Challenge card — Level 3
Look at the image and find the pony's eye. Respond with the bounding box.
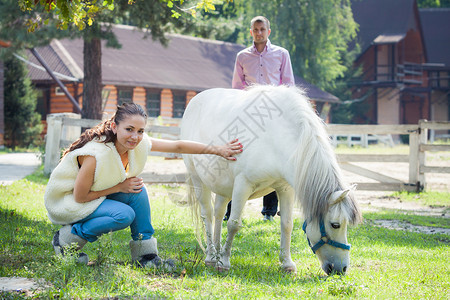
[331,223,340,229]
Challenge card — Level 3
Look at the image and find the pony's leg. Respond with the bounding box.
[213,195,230,253]
[192,177,216,266]
[218,179,252,271]
[277,186,297,273]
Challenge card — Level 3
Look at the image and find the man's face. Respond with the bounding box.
[250,21,271,45]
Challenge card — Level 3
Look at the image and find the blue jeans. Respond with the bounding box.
[71,186,154,242]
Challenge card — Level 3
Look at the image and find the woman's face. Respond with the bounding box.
[112,114,146,154]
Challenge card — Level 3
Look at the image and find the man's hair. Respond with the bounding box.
[250,16,270,30]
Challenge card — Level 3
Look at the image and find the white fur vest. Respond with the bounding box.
[44,134,151,225]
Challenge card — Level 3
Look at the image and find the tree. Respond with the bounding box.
[417,0,450,8]
[241,0,358,90]
[4,51,43,149]
[0,0,70,49]
[17,0,226,31]
[14,0,227,120]
[77,0,192,120]
[177,1,245,43]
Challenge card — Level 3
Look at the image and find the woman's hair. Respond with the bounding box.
[63,102,147,156]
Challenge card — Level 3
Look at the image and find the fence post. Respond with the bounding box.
[44,115,63,175]
[43,113,81,175]
[408,128,419,188]
[418,119,428,190]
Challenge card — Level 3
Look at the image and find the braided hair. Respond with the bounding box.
[63,103,147,157]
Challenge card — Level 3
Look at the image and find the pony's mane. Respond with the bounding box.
[245,85,361,224]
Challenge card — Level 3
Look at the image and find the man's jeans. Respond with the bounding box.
[261,191,278,217]
[71,186,154,242]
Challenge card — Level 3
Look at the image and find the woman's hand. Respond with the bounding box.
[215,138,243,161]
[118,177,144,193]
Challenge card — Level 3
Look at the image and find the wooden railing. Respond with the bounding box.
[43,113,183,175]
[44,113,450,191]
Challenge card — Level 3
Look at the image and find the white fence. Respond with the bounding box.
[327,121,450,191]
[44,113,450,192]
[43,113,182,175]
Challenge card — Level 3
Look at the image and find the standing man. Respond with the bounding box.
[227,16,295,221]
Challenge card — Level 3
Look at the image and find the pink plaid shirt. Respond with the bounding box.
[232,40,295,89]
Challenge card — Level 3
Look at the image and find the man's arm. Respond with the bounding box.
[280,50,295,86]
[232,55,246,89]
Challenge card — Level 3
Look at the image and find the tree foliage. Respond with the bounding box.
[3,52,43,149]
[242,0,358,90]
[177,1,245,43]
[0,0,71,50]
[17,0,227,31]
[11,0,230,120]
[417,0,450,7]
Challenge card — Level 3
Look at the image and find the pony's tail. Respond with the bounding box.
[185,173,206,252]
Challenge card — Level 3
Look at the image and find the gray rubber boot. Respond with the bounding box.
[129,237,175,271]
[52,225,89,264]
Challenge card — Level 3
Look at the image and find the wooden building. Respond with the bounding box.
[350,0,449,128]
[26,24,338,126]
[420,8,450,138]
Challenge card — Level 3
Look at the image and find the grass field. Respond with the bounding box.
[0,165,449,299]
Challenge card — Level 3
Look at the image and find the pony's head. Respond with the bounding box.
[302,189,362,275]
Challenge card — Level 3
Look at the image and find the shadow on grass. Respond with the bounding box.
[0,208,55,272]
[1,204,448,291]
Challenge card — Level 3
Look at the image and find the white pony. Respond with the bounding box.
[180,85,362,274]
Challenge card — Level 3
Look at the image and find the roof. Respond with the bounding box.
[27,24,338,102]
[419,8,450,66]
[351,0,418,57]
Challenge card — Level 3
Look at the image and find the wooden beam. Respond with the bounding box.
[420,166,450,174]
[419,120,450,130]
[339,162,404,183]
[141,173,186,184]
[337,154,409,162]
[353,182,417,192]
[420,144,450,152]
[327,124,418,135]
[29,48,82,114]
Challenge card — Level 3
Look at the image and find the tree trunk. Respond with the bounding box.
[82,26,103,120]
[0,60,4,148]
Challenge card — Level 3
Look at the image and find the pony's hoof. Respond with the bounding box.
[283,266,297,273]
[216,265,230,272]
[205,260,216,267]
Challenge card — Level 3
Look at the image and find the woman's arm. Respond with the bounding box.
[150,138,243,161]
[73,156,144,203]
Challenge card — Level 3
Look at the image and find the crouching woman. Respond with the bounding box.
[44,103,243,267]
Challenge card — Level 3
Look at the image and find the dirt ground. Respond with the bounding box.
[142,155,450,234]
[143,156,449,210]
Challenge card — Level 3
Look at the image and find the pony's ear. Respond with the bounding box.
[330,189,350,205]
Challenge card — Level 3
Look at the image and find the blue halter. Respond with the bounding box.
[302,220,351,254]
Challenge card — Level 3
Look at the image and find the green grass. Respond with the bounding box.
[388,191,450,208]
[0,146,44,155]
[0,170,449,299]
[364,210,450,229]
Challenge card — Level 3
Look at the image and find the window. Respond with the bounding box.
[146,89,161,117]
[35,87,50,120]
[376,44,395,81]
[117,88,133,106]
[101,88,111,111]
[173,92,186,118]
[441,71,450,88]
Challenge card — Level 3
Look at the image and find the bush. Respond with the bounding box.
[4,51,43,150]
